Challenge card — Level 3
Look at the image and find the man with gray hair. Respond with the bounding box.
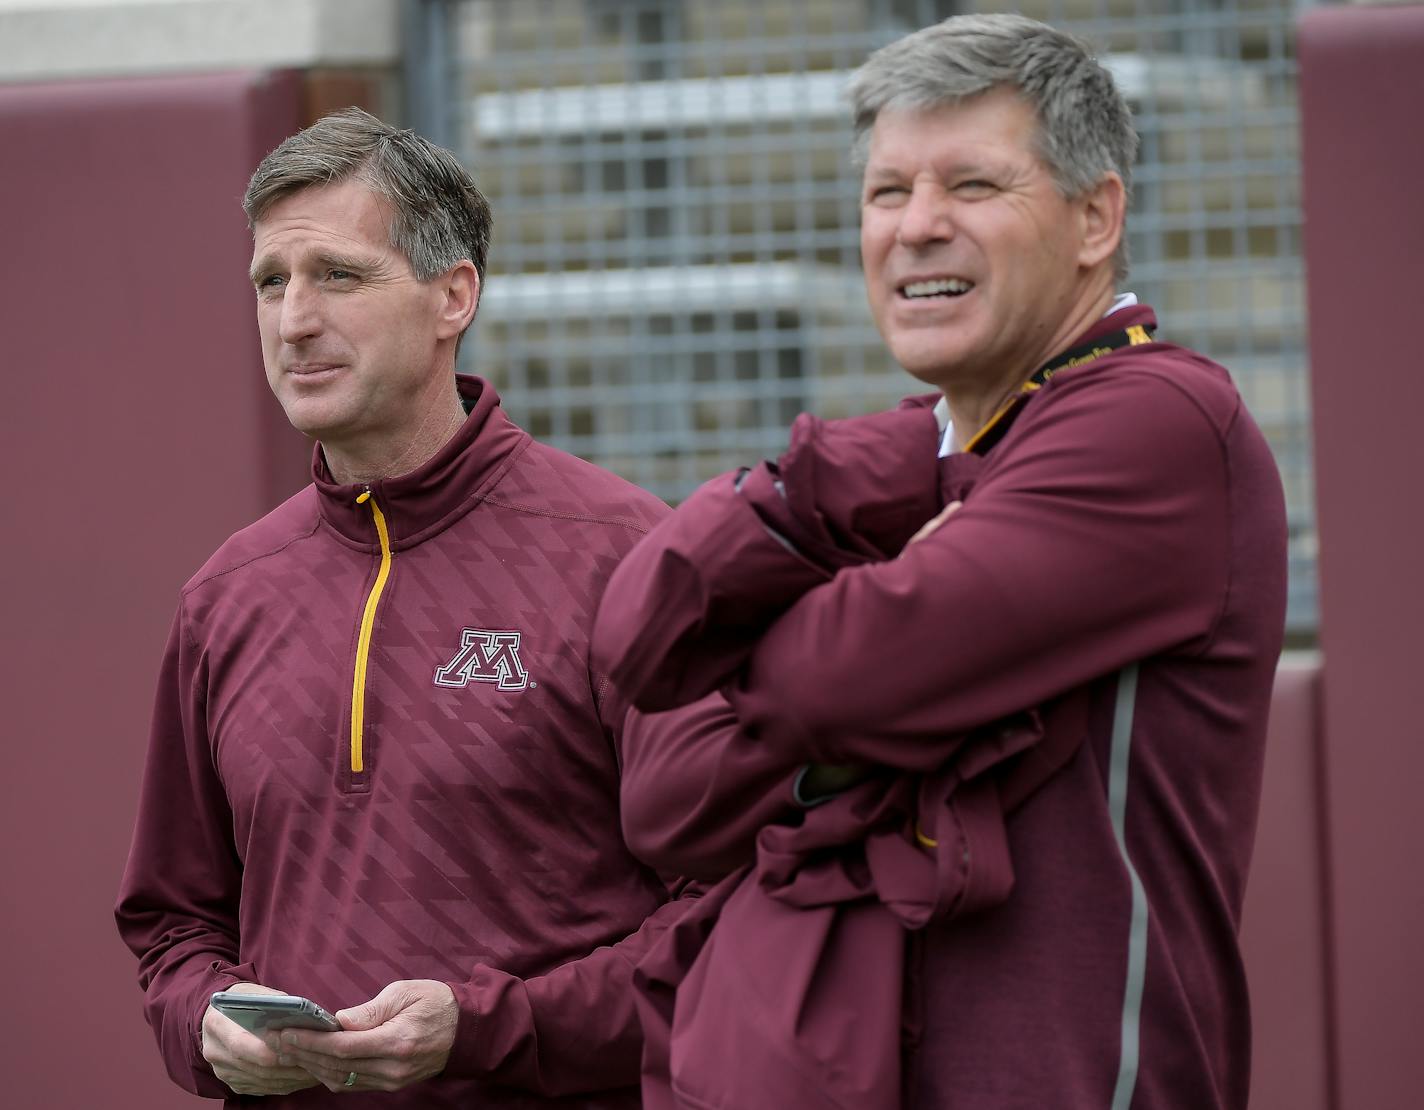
[117,108,701,1107]
[593,14,1286,1109]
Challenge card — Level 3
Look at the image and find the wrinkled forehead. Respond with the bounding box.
[863,91,1044,170]
[250,180,399,257]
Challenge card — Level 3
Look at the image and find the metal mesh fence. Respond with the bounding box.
[447,0,1317,632]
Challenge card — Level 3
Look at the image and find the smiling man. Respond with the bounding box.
[591,14,1288,1109]
[859,85,1125,443]
[116,109,702,1108]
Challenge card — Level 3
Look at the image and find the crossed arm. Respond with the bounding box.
[596,370,1233,877]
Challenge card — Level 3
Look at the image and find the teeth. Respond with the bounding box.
[903,279,972,298]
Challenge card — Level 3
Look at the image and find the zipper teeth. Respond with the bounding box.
[351,492,393,775]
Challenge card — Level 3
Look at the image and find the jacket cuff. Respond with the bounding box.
[179,963,253,1100]
[446,967,535,1082]
[776,407,943,562]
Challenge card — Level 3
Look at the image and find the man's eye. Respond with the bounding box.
[256,275,285,291]
[327,269,356,281]
[867,185,907,204]
[955,180,997,196]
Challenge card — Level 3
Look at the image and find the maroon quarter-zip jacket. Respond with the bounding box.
[593,305,1289,1109]
[117,376,696,1108]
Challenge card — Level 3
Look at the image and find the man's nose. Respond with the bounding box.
[277,280,323,344]
[895,183,954,248]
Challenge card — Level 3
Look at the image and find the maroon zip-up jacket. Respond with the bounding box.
[116,376,699,1108]
[593,305,1288,1109]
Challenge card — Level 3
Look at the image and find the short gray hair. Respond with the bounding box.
[848,14,1138,275]
[244,108,492,285]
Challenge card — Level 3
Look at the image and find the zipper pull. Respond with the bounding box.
[356,488,372,505]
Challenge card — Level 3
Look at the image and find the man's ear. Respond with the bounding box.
[435,260,481,341]
[1076,172,1126,270]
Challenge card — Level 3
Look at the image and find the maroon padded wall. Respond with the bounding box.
[1240,658,1334,1110]
[0,70,307,1106]
[1299,7,1424,1109]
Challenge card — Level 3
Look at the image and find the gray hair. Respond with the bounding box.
[848,13,1138,275]
[244,107,492,286]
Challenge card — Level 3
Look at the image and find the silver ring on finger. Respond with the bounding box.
[344,1071,359,1088]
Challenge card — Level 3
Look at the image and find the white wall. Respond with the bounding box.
[0,0,400,82]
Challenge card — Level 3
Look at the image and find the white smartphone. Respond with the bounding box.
[210,990,342,1034]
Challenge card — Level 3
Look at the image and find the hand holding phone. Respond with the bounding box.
[210,989,342,1034]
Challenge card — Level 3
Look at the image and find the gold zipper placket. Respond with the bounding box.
[350,490,393,775]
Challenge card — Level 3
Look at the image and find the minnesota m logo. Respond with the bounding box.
[434,629,530,691]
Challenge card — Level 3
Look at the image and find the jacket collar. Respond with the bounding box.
[905,301,1160,490]
[914,301,1161,445]
[312,375,530,550]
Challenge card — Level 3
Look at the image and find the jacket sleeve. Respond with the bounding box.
[725,367,1235,770]
[618,693,805,880]
[115,605,253,1100]
[588,403,951,877]
[592,404,942,711]
[444,887,702,1094]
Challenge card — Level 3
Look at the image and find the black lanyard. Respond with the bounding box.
[962,322,1156,455]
